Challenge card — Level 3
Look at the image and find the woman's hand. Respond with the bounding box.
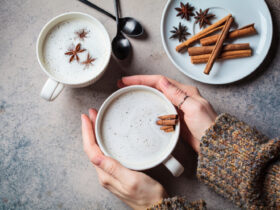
[118,75,218,153]
[81,109,167,210]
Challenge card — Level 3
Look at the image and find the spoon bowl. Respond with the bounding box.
[119,17,144,37]
[112,33,131,60]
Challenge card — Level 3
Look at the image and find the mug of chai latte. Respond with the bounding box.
[36,12,111,101]
[95,85,184,177]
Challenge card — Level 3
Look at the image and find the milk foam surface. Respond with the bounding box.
[101,90,174,166]
[43,18,108,83]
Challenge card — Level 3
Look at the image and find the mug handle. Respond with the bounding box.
[163,155,184,177]
[40,78,64,101]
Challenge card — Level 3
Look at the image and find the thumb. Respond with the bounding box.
[95,155,137,184]
[158,77,187,107]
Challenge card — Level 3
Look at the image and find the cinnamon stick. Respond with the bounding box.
[204,17,234,75]
[158,114,178,120]
[164,127,175,133]
[160,126,174,130]
[191,49,252,64]
[188,43,250,56]
[156,119,177,126]
[238,23,255,30]
[175,14,232,52]
[200,24,257,46]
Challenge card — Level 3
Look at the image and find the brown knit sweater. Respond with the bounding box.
[149,113,280,209]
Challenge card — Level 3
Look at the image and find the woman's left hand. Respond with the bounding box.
[81,109,167,210]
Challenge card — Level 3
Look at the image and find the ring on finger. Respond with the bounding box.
[177,95,189,109]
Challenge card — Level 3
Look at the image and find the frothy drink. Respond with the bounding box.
[42,18,108,83]
[100,90,175,167]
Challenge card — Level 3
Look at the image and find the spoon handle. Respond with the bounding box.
[78,0,116,20]
[114,0,121,33]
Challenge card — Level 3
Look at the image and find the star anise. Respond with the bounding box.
[175,2,195,21]
[65,43,86,63]
[75,29,89,40]
[170,22,190,42]
[82,53,96,69]
[194,8,215,28]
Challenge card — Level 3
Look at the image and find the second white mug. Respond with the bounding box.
[36,12,111,101]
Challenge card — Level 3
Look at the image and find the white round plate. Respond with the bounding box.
[161,0,273,84]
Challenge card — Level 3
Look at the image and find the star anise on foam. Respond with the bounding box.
[82,53,96,69]
[194,8,215,28]
[175,2,195,21]
[170,22,190,42]
[64,43,86,63]
[75,29,89,40]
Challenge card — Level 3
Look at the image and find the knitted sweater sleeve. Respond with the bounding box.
[148,197,206,210]
[197,113,280,208]
[148,113,280,209]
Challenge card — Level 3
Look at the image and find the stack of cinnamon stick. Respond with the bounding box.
[156,114,178,133]
[176,14,257,75]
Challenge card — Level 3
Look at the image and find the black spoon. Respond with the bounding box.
[78,0,144,37]
[112,0,131,60]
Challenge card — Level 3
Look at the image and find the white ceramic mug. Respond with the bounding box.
[36,12,111,101]
[95,85,184,177]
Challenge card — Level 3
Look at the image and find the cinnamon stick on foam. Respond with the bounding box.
[176,14,232,52]
[156,119,177,126]
[191,49,252,64]
[188,43,250,56]
[158,114,178,120]
[204,16,234,75]
[164,127,175,133]
[160,126,174,130]
[160,126,175,132]
[200,24,257,46]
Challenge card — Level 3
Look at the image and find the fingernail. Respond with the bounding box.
[81,114,85,121]
[92,155,103,166]
[117,79,125,88]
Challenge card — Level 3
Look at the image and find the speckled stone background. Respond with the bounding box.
[0,0,279,209]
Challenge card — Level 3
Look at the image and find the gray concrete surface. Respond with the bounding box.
[0,0,279,209]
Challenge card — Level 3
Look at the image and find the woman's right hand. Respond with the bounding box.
[118,75,218,153]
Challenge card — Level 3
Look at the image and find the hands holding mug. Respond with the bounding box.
[81,75,217,209]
